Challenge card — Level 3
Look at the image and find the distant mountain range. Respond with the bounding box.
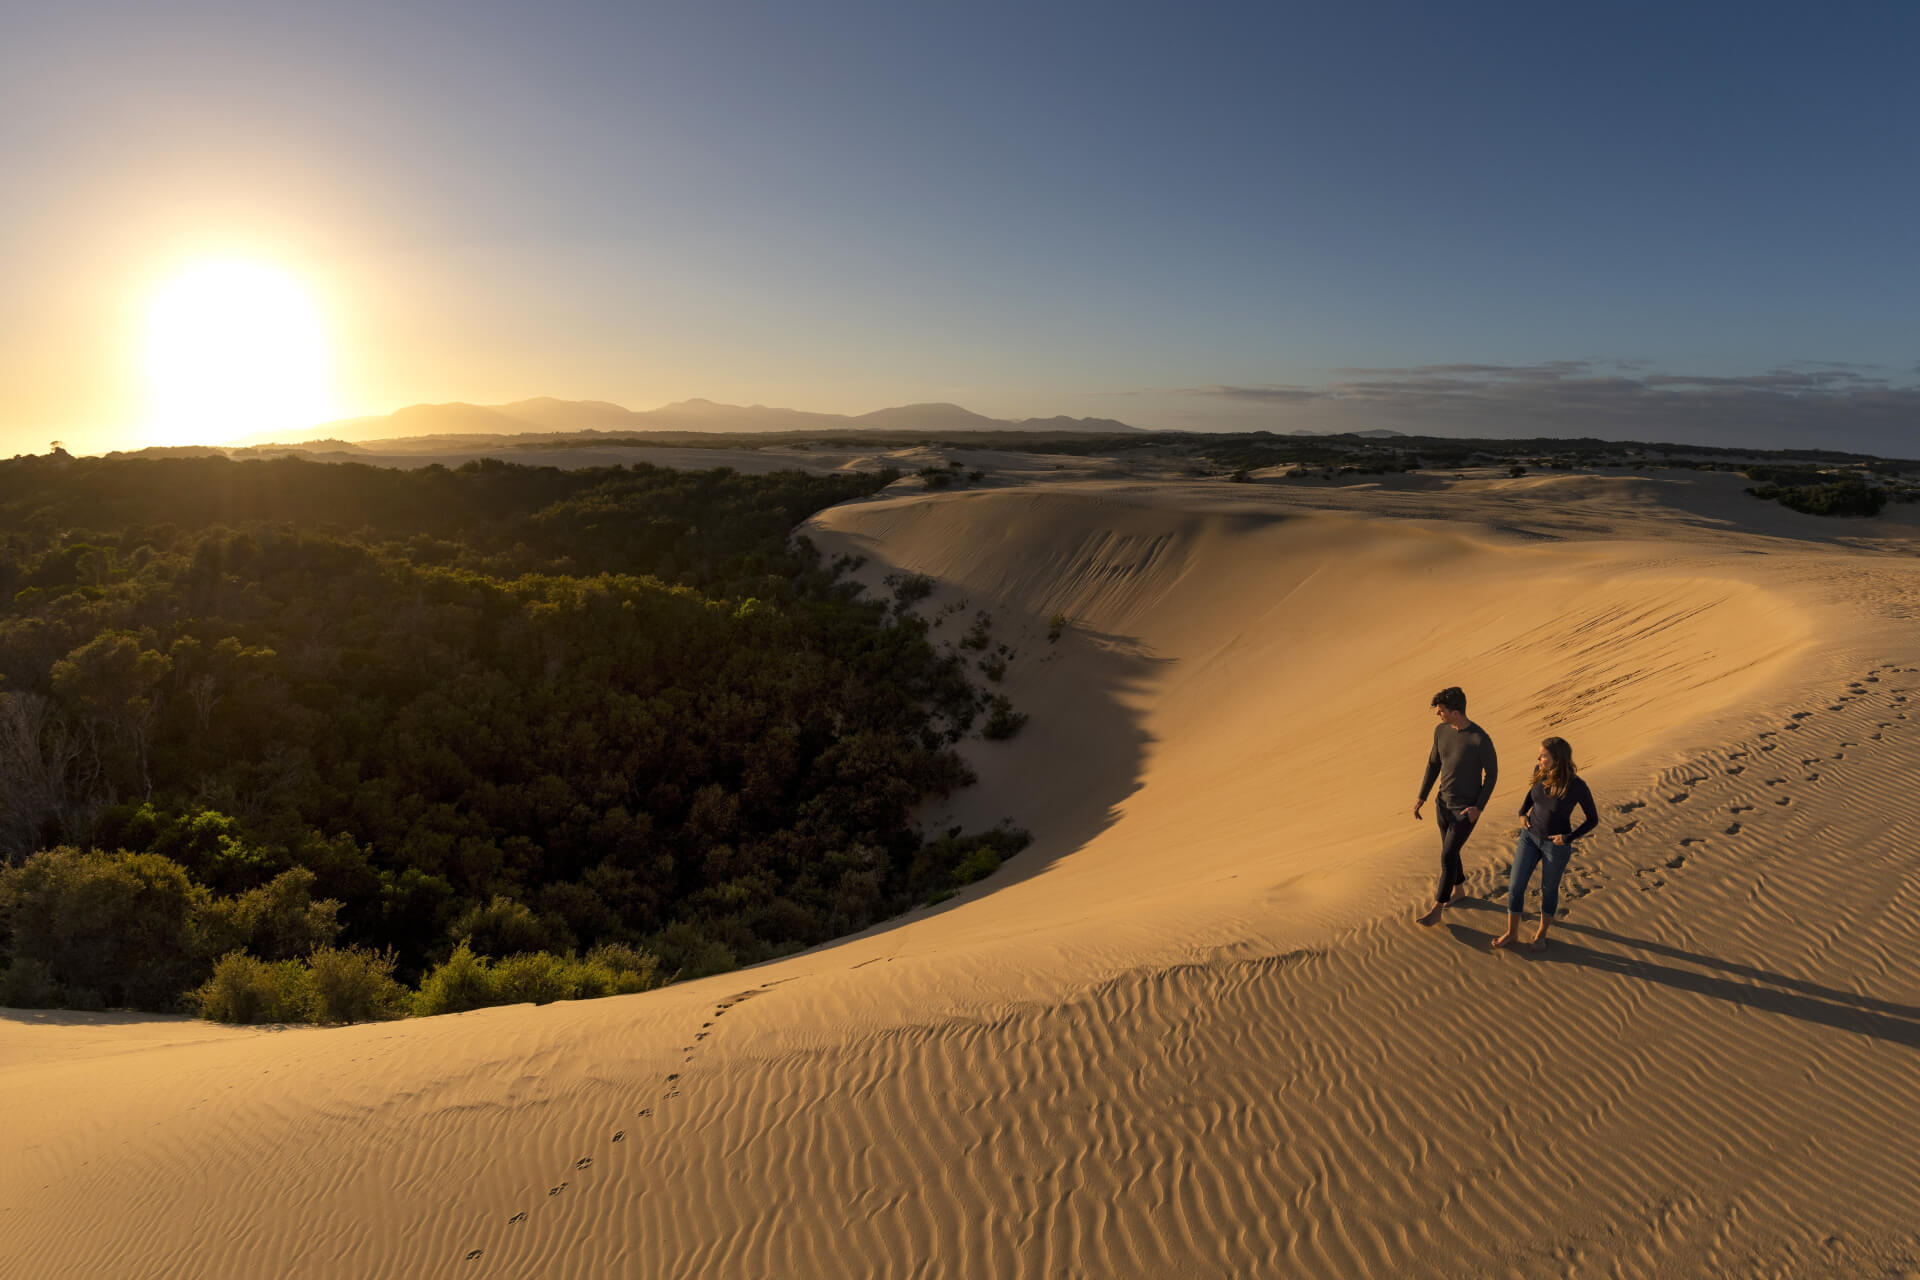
[231,398,1143,447]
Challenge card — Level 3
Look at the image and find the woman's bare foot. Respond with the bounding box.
[1526,926,1550,952]
[1415,903,1444,926]
[1489,930,1516,949]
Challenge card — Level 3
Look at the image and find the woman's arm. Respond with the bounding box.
[1569,778,1599,840]
[1518,788,1535,818]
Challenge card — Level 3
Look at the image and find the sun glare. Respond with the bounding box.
[145,259,335,446]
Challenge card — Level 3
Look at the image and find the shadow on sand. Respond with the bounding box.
[1445,917,1920,1050]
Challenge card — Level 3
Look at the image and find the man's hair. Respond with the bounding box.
[1430,686,1466,713]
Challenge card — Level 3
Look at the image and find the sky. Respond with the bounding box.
[3,0,1917,455]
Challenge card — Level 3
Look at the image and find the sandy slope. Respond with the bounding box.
[5,467,1920,1279]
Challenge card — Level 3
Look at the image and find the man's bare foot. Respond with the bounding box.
[1490,930,1516,949]
[1415,903,1444,927]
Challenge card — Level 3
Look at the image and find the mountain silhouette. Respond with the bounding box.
[230,398,1142,447]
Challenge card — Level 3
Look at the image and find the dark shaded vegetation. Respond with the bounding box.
[1744,478,1889,517]
[0,454,1029,1016]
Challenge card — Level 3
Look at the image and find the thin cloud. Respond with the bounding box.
[1160,362,1920,453]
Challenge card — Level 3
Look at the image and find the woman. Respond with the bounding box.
[1491,736,1597,952]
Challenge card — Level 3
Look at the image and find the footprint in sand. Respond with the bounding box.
[1729,803,1754,814]
[549,1183,568,1197]
[1726,764,1745,775]
[612,1131,626,1143]
[637,1107,652,1119]
[1827,704,1845,711]
[1791,711,1813,720]
[1758,730,1776,738]
[1725,822,1743,835]
[1804,772,1820,781]
[1728,749,1748,758]
[508,1212,527,1226]
[1872,732,1885,741]
[574,1156,592,1170]
[1765,777,1787,786]
[1678,837,1708,847]
[1618,800,1646,813]
[1665,854,1688,868]
[1760,743,1778,752]
[1776,795,1794,806]
[1613,820,1640,834]
[1668,791,1691,804]
[467,1250,483,1261]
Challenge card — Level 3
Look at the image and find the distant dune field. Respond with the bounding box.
[6,464,1920,1278]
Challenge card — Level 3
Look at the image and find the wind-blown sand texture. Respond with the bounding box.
[6,464,1920,1278]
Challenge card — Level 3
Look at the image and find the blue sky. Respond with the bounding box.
[3,0,1916,452]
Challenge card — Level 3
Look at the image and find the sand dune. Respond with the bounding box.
[6,467,1919,1278]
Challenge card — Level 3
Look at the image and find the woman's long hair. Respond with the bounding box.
[1531,737,1576,798]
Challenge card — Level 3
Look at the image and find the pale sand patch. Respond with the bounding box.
[5,469,1918,1278]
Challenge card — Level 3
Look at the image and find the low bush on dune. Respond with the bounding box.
[190,939,663,1024]
[412,941,662,1017]
[305,946,414,1024]
[193,952,311,1024]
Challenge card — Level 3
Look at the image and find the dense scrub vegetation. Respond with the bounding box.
[0,454,1027,1017]
[1739,465,1893,517]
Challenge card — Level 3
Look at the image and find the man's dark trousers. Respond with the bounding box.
[1433,799,1476,903]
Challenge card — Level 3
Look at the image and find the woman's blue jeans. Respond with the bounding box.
[1508,830,1573,916]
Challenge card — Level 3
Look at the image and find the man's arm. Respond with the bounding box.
[1475,735,1498,811]
[1417,740,1440,804]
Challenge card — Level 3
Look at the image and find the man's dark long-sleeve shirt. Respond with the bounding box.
[1418,721,1498,811]
[1519,776,1598,841]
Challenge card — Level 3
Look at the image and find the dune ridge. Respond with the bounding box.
[5,468,1918,1278]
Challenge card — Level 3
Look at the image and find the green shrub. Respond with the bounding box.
[1745,481,1887,517]
[191,867,342,963]
[192,952,309,1024]
[885,572,936,609]
[585,942,663,994]
[304,946,410,1024]
[488,951,578,1005]
[0,847,208,1011]
[412,941,497,1015]
[447,896,559,958]
[0,957,61,1008]
[982,694,1027,740]
[951,846,1002,885]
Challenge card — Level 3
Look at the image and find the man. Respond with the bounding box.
[1413,686,1497,926]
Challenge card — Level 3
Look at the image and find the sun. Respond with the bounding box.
[145,258,336,446]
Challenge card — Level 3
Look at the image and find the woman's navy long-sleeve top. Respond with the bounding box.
[1519,776,1598,841]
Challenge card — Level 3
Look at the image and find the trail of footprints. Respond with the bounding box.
[460,986,770,1264]
[1503,664,1916,909]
